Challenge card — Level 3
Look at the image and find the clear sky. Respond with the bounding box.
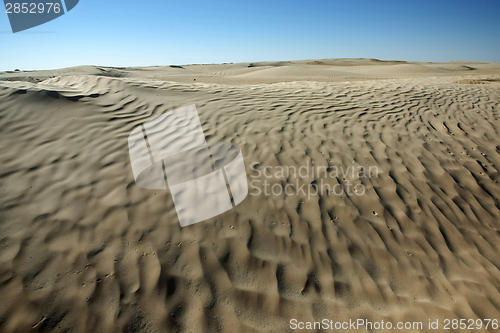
[1,0,499,70]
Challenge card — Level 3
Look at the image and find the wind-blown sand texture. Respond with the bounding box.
[1,59,500,332]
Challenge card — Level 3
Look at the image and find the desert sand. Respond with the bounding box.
[0,59,500,332]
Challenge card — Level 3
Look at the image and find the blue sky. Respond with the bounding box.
[1,0,499,70]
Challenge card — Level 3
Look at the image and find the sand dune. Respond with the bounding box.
[1,59,500,332]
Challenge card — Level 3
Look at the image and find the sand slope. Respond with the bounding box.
[1,60,500,332]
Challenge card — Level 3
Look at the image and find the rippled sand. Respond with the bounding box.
[1,59,500,332]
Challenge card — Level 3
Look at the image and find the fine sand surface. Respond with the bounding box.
[1,59,500,332]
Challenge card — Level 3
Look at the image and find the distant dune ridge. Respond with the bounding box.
[0,59,499,332]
